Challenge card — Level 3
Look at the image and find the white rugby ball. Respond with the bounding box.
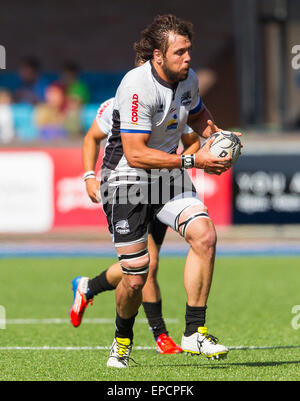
[205,131,241,164]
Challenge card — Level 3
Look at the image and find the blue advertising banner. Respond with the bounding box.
[233,154,300,224]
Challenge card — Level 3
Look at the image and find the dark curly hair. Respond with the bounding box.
[134,14,194,65]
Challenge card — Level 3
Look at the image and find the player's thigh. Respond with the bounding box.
[148,217,168,248]
[157,192,209,236]
[147,233,161,279]
[102,185,149,247]
[116,240,149,289]
[155,170,211,238]
[101,184,150,288]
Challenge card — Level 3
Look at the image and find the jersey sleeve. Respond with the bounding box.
[182,125,193,134]
[188,69,203,115]
[117,85,153,134]
[96,98,114,135]
[189,93,203,115]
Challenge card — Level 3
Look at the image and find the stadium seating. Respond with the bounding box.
[0,71,125,102]
[11,103,38,141]
[0,72,22,92]
[0,71,125,140]
[80,103,100,132]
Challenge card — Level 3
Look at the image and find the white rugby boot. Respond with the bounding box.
[107,337,133,368]
[181,326,229,360]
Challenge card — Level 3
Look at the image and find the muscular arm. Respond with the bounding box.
[122,127,200,169]
[82,118,107,202]
[121,101,230,173]
[121,133,182,169]
[121,131,229,173]
[181,132,201,155]
[82,118,107,172]
[187,103,215,138]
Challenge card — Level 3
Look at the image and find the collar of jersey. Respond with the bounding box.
[150,60,178,92]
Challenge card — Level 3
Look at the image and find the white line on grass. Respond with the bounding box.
[0,346,153,350]
[5,318,179,325]
[3,319,300,352]
[0,345,300,351]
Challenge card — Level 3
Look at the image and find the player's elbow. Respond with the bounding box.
[83,131,100,148]
[126,152,142,168]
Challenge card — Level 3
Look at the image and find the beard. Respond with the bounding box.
[162,61,190,84]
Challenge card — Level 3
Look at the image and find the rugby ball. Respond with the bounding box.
[205,131,241,164]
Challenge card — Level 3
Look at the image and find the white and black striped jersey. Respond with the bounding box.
[101,61,202,177]
[96,97,194,137]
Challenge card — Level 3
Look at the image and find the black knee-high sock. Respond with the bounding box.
[87,269,115,299]
[142,300,168,340]
[115,311,138,341]
[184,304,207,336]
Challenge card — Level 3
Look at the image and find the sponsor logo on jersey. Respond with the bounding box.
[166,114,178,131]
[115,220,130,234]
[97,99,112,120]
[181,91,192,106]
[131,94,139,124]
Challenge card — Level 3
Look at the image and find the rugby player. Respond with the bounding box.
[69,96,200,355]
[82,14,239,368]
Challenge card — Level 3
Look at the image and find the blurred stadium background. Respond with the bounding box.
[0,0,300,256]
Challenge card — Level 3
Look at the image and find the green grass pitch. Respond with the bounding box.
[0,256,300,381]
